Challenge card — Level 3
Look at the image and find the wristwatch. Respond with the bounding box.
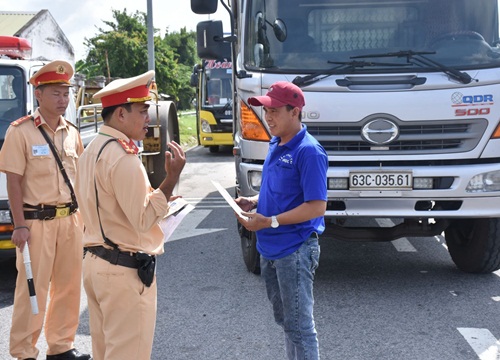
[271,215,279,228]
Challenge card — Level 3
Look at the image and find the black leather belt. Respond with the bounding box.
[85,246,141,269]
[23,203,77,220]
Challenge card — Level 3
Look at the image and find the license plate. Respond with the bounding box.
[349,171,413,190]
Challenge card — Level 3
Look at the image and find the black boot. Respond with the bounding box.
[46,348,92,360]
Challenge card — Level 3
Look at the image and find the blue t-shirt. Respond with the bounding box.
[256,125,328,260]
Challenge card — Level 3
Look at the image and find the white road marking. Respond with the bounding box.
[184,197,230,208]
[458,328,500,360]
[166,209,226,242]
[391,238,417,252]
[373,218,417,252]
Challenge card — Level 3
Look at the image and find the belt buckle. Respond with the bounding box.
[55,206,70,218]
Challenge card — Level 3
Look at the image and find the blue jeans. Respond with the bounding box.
[260,236,320,360]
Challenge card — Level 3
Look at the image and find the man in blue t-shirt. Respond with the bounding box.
[236,81,328,360]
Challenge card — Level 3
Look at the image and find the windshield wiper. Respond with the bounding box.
[351,50,473,84]
[292,60,411,87]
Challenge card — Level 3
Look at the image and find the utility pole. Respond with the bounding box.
[147,0,155,73]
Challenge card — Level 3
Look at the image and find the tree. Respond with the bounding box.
[76,9,197,110]
[164,28,198,109]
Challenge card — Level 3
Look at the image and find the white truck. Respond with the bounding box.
[192,0,500,274]
[0,36,179,258]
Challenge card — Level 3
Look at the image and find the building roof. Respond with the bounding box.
[0,11,38,36]
[0,10,74,62]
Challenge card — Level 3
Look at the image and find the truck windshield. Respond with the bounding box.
[244,0,500,73]
[0,66,26,148]
[201,59,232,109]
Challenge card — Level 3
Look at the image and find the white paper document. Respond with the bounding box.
[160,197,195,242]
[211,180,248,221]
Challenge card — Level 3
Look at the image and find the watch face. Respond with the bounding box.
[271,216,279,228]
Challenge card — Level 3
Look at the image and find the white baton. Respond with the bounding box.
[22,244,38,315]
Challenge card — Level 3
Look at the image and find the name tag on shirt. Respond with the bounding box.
[32,144,50,156]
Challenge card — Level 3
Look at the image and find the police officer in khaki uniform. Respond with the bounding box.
[0,60,92,360]
[74,70,186,360]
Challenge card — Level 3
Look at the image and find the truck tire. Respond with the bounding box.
[239,223,260,274]
[445,218,500,273]
[147,101,180,189]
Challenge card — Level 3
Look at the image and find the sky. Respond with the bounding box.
[4,0,231,60]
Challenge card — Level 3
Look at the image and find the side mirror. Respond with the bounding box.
[273,19,287,42]
[191,0,218,14]
[190,72,199,87]
[196,20,231,60]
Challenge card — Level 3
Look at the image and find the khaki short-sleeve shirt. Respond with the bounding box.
[75,125,168,255]
[0,109,84,205]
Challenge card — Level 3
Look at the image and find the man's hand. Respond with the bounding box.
[237,211,271,232]
[12,227,30,252]
[235,196,257,212]
[165,141,186,180]
[159,141,186,200]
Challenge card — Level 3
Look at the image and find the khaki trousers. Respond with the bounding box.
[10,213,84,359]
[83,253,157,360]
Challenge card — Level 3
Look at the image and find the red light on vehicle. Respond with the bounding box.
[0,36,32,59]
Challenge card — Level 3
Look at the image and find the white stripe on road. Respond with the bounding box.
[184,197,230,208]
[372,219,417,252]
[458,328,499,360]
[391,238,417,252]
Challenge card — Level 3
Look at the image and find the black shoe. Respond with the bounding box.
[46,348,92,360]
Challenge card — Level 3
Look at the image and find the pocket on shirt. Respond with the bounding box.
[63,149,78,179]
[26,153,55,176]
[274,162,301,194]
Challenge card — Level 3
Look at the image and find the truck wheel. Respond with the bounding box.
[445,218,500,273]
[239,224,260,274]
[147,101,180,188]
[209,145,220,153]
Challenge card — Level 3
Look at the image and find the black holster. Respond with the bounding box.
[135,252,156,287]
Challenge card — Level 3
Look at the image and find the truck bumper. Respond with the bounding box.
[237,161,500,219]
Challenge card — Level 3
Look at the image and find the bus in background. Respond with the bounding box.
[191,58,233,153]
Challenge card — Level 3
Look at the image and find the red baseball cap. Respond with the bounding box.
[248,81,305,110]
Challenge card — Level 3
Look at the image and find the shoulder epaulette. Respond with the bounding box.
[66,120,78,129]
[10,115,33,127]
[116,138,139,155]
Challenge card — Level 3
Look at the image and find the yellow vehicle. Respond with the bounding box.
[191,59,233,153]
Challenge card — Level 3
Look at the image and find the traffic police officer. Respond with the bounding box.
[74,70,186,360]
[0,60,91,359]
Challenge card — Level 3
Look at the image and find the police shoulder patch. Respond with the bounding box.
[10,115,33,127]
[65,120,78,129]
[116,138,139,155]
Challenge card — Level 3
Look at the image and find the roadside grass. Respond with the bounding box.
[178,111,198,150]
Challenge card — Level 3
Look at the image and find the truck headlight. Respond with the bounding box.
[466,170,500,192]
[0,210,12,223]
[248,171,262,191]
[201,119,212,133]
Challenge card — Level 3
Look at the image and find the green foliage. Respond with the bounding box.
[178,112,198,150]
[76,9,199,110]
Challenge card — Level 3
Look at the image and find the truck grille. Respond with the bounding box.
[306,118,487,155]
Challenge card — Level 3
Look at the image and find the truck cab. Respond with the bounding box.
[193,0,500,274]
